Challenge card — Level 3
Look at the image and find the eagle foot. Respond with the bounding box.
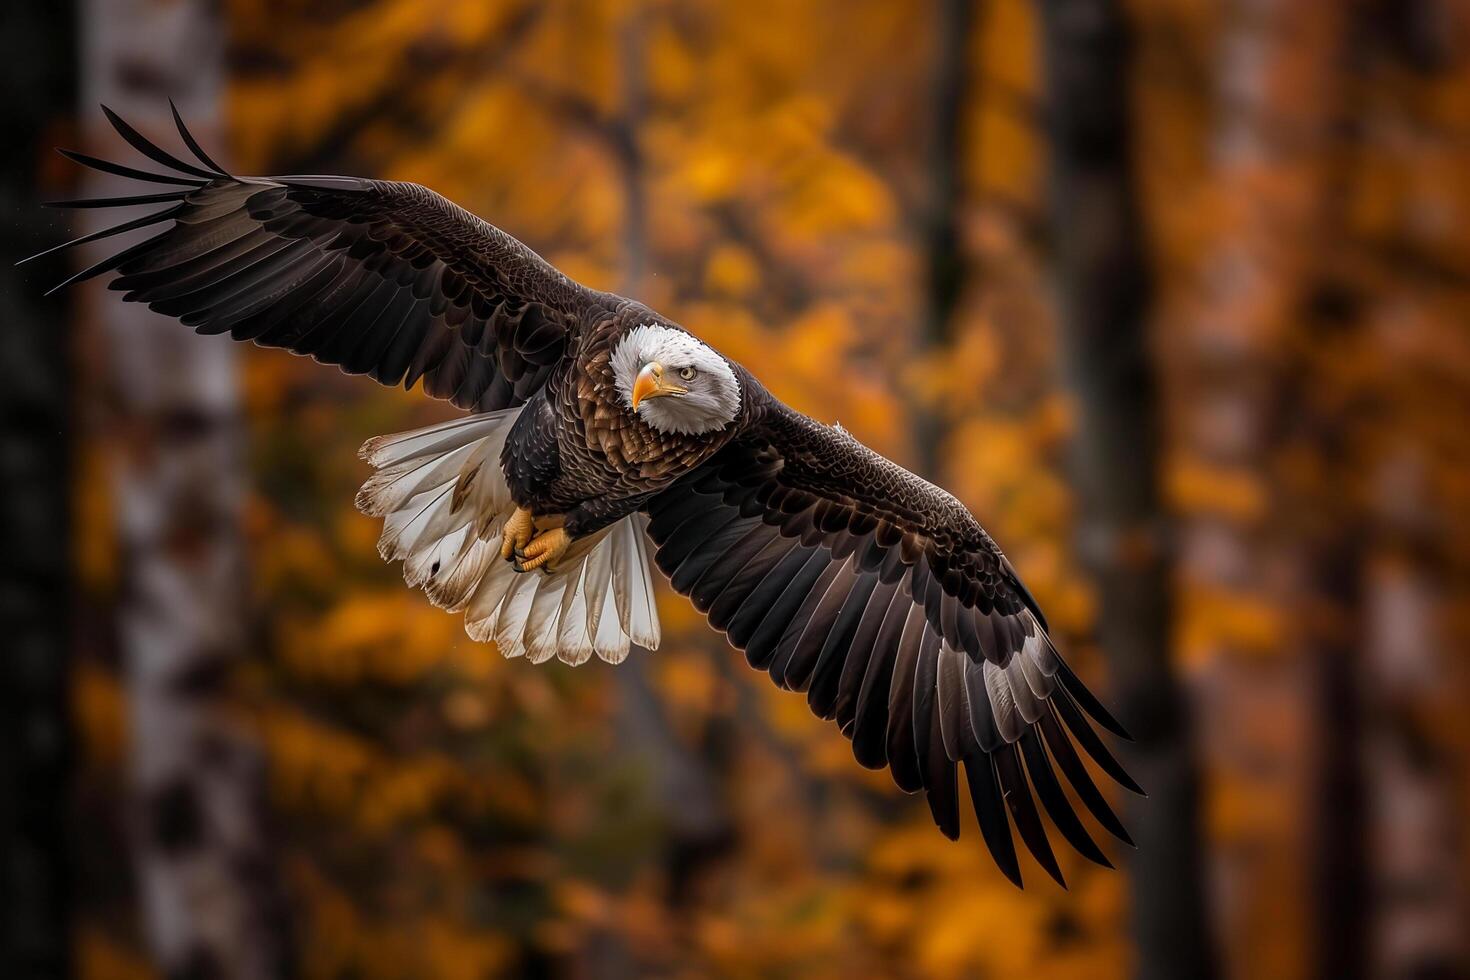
[514,526,570,574]
[500,506,534,562]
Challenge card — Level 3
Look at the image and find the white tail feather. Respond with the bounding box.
[556,562,594,667]
[357,409,661,664]
[613,516,661,650]
[523,575,568,664]
[488,572,539,655]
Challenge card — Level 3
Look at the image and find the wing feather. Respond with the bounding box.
[883,605,927,793]
[643,394,1140,885]
[32,107,614,413]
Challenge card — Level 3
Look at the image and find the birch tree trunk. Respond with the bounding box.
[1356,7,1469,965]
[0,3,76,976]
[80,1,290,976]
[1362,498,1469,976]
[1174,2,1345,977]
[1034,2,1216,977]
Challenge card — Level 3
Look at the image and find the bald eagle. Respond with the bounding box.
[30,107,1140,887]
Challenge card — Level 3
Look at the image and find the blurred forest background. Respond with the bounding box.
[3,0,1469,978]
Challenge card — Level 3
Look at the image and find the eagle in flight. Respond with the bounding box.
[31,107,1141,888]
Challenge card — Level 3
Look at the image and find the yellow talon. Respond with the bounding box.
[500,506,534,561]
[517,526,570,573]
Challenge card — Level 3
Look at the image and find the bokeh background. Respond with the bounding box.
[4,0,1469,978]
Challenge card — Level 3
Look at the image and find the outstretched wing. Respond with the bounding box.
[27,105,612,411]
[644,397,1140,887]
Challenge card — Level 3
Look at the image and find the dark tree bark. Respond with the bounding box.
[1305,531,1368,980]
[1297,19,1370,975]
[1035,2,1216,978]
[0,3,76,978]
[914,0,979,477]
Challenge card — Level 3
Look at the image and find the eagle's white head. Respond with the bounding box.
[611,324,741,436]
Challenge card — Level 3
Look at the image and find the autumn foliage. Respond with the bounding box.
[56,1,1470,978]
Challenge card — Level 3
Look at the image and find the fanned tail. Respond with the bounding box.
[357,409,660,664]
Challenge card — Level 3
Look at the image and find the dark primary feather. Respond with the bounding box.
[100,104,222,180]
[646,395,1142,887]
[29,106,617,412]
[168,99,230,176]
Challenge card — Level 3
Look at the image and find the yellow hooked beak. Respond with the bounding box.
[630,361,686,409]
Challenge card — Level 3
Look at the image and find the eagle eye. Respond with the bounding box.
[677,366,697,382]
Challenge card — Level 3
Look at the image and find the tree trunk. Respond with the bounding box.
[1035,2,1217,978]
[1294,13,1371,973]
[1352,8,1468,971]
[0,3,76,977]
[1362,519,1470,976]
[914,0,978,477]
[1173,1,1346,976]
[571,11,734,977]
[80,1,292,976]
[611,0,733,901]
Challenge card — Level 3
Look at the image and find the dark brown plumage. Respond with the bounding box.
[29,107,1141,888]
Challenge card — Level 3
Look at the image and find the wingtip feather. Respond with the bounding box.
[57,146,204,188]
[170,99,231,177]
[99,103,222,181]
[1057,659,1134,741]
